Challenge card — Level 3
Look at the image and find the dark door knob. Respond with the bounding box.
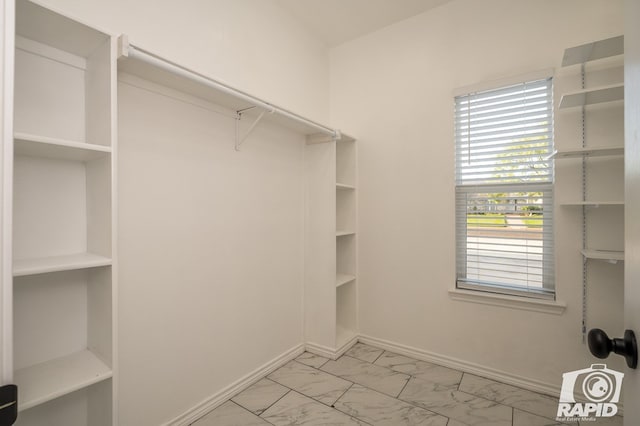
[588,328,638,369]
[0,384,17,425]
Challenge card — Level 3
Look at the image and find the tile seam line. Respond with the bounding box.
[264,350,557,425]
[320,357,454,419]
[229,400,277,426]
[249,387,292,419]
[369,348,386,364]
[458,376,565,424]
[268,389,374,426]
[396,384,514,424]
[267,360,355,408]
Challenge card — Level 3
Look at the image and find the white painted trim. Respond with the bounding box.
[358,334,562,398]
[354,139,359,338]
[1,0,15,384]
[108,35,119,426]
[335,334,359,358]
[452,68,554,97]
[305,341,339,359]
[305,336,358,360]
[15,36,86,70]
[448,289,567,315]
[164,344,305,426]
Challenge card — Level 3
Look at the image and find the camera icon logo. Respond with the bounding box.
[557,364,623,420]
[560,364,623,403]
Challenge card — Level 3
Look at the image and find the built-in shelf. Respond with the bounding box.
[336,183,355,190]
[560,201,624,207]
[118,40,342,139]
[15,350,112,411]
[14,132,111,161]
[581,249,624,263]
[559,84,624,109]
[547,146,624,160]
[336,273,356,288]
[336,231,356,237]
[562,35,624,66]
[13,253,112,277]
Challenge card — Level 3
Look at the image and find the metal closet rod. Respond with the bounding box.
[125,43,340,140]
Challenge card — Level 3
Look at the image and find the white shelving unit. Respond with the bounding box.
[547,146,623,159]
[335,136,357,350]
[561,35,624,66]
[556,35,624,341]
[336,231,356,237]
[336,273,356,288]
[15,350,112,411]
[14,133,112,161]
[118,38,339,141]
[13,253,112,277]
[336,183,355,191]
[560,201,623,207]
[305,133,358,358]
[580,249,624,263]
[4,1,118,424]
[559,84,624,109]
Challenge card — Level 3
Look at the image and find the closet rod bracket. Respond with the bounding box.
[235,107,275,151]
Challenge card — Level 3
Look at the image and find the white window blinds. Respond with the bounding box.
[455,77,554,298]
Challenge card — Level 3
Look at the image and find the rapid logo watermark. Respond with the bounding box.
[556,364,623,422]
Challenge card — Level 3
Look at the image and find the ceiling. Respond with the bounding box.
[277,0,453,47]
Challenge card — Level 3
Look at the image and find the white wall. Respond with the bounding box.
[330,0,625,389]
[36,0,330,123]
[117,79,305,425]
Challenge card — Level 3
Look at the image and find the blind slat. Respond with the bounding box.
[455,131,552,148]
[456,124,552,143]
[456,81,551,109]
[456,105,552,123]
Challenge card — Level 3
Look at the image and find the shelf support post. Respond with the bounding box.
[581,62,588,344]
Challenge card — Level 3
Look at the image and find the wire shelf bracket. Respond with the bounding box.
[235,107,275,151]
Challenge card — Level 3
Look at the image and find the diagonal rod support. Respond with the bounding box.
[235,108,274,151]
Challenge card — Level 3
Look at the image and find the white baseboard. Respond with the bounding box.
[164,334,572,426]
[335,335,359,358]
[358,334,562,398]
[305,336,358,360]
[164,343,305,426]
[304,341,337,359]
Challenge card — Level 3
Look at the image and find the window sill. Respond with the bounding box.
[448,288,566,315]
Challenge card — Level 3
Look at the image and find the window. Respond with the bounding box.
[455,77,554,299]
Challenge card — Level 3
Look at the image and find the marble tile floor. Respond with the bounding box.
[193,343,624,426]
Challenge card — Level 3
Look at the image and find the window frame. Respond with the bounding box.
[453,72,555,300]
